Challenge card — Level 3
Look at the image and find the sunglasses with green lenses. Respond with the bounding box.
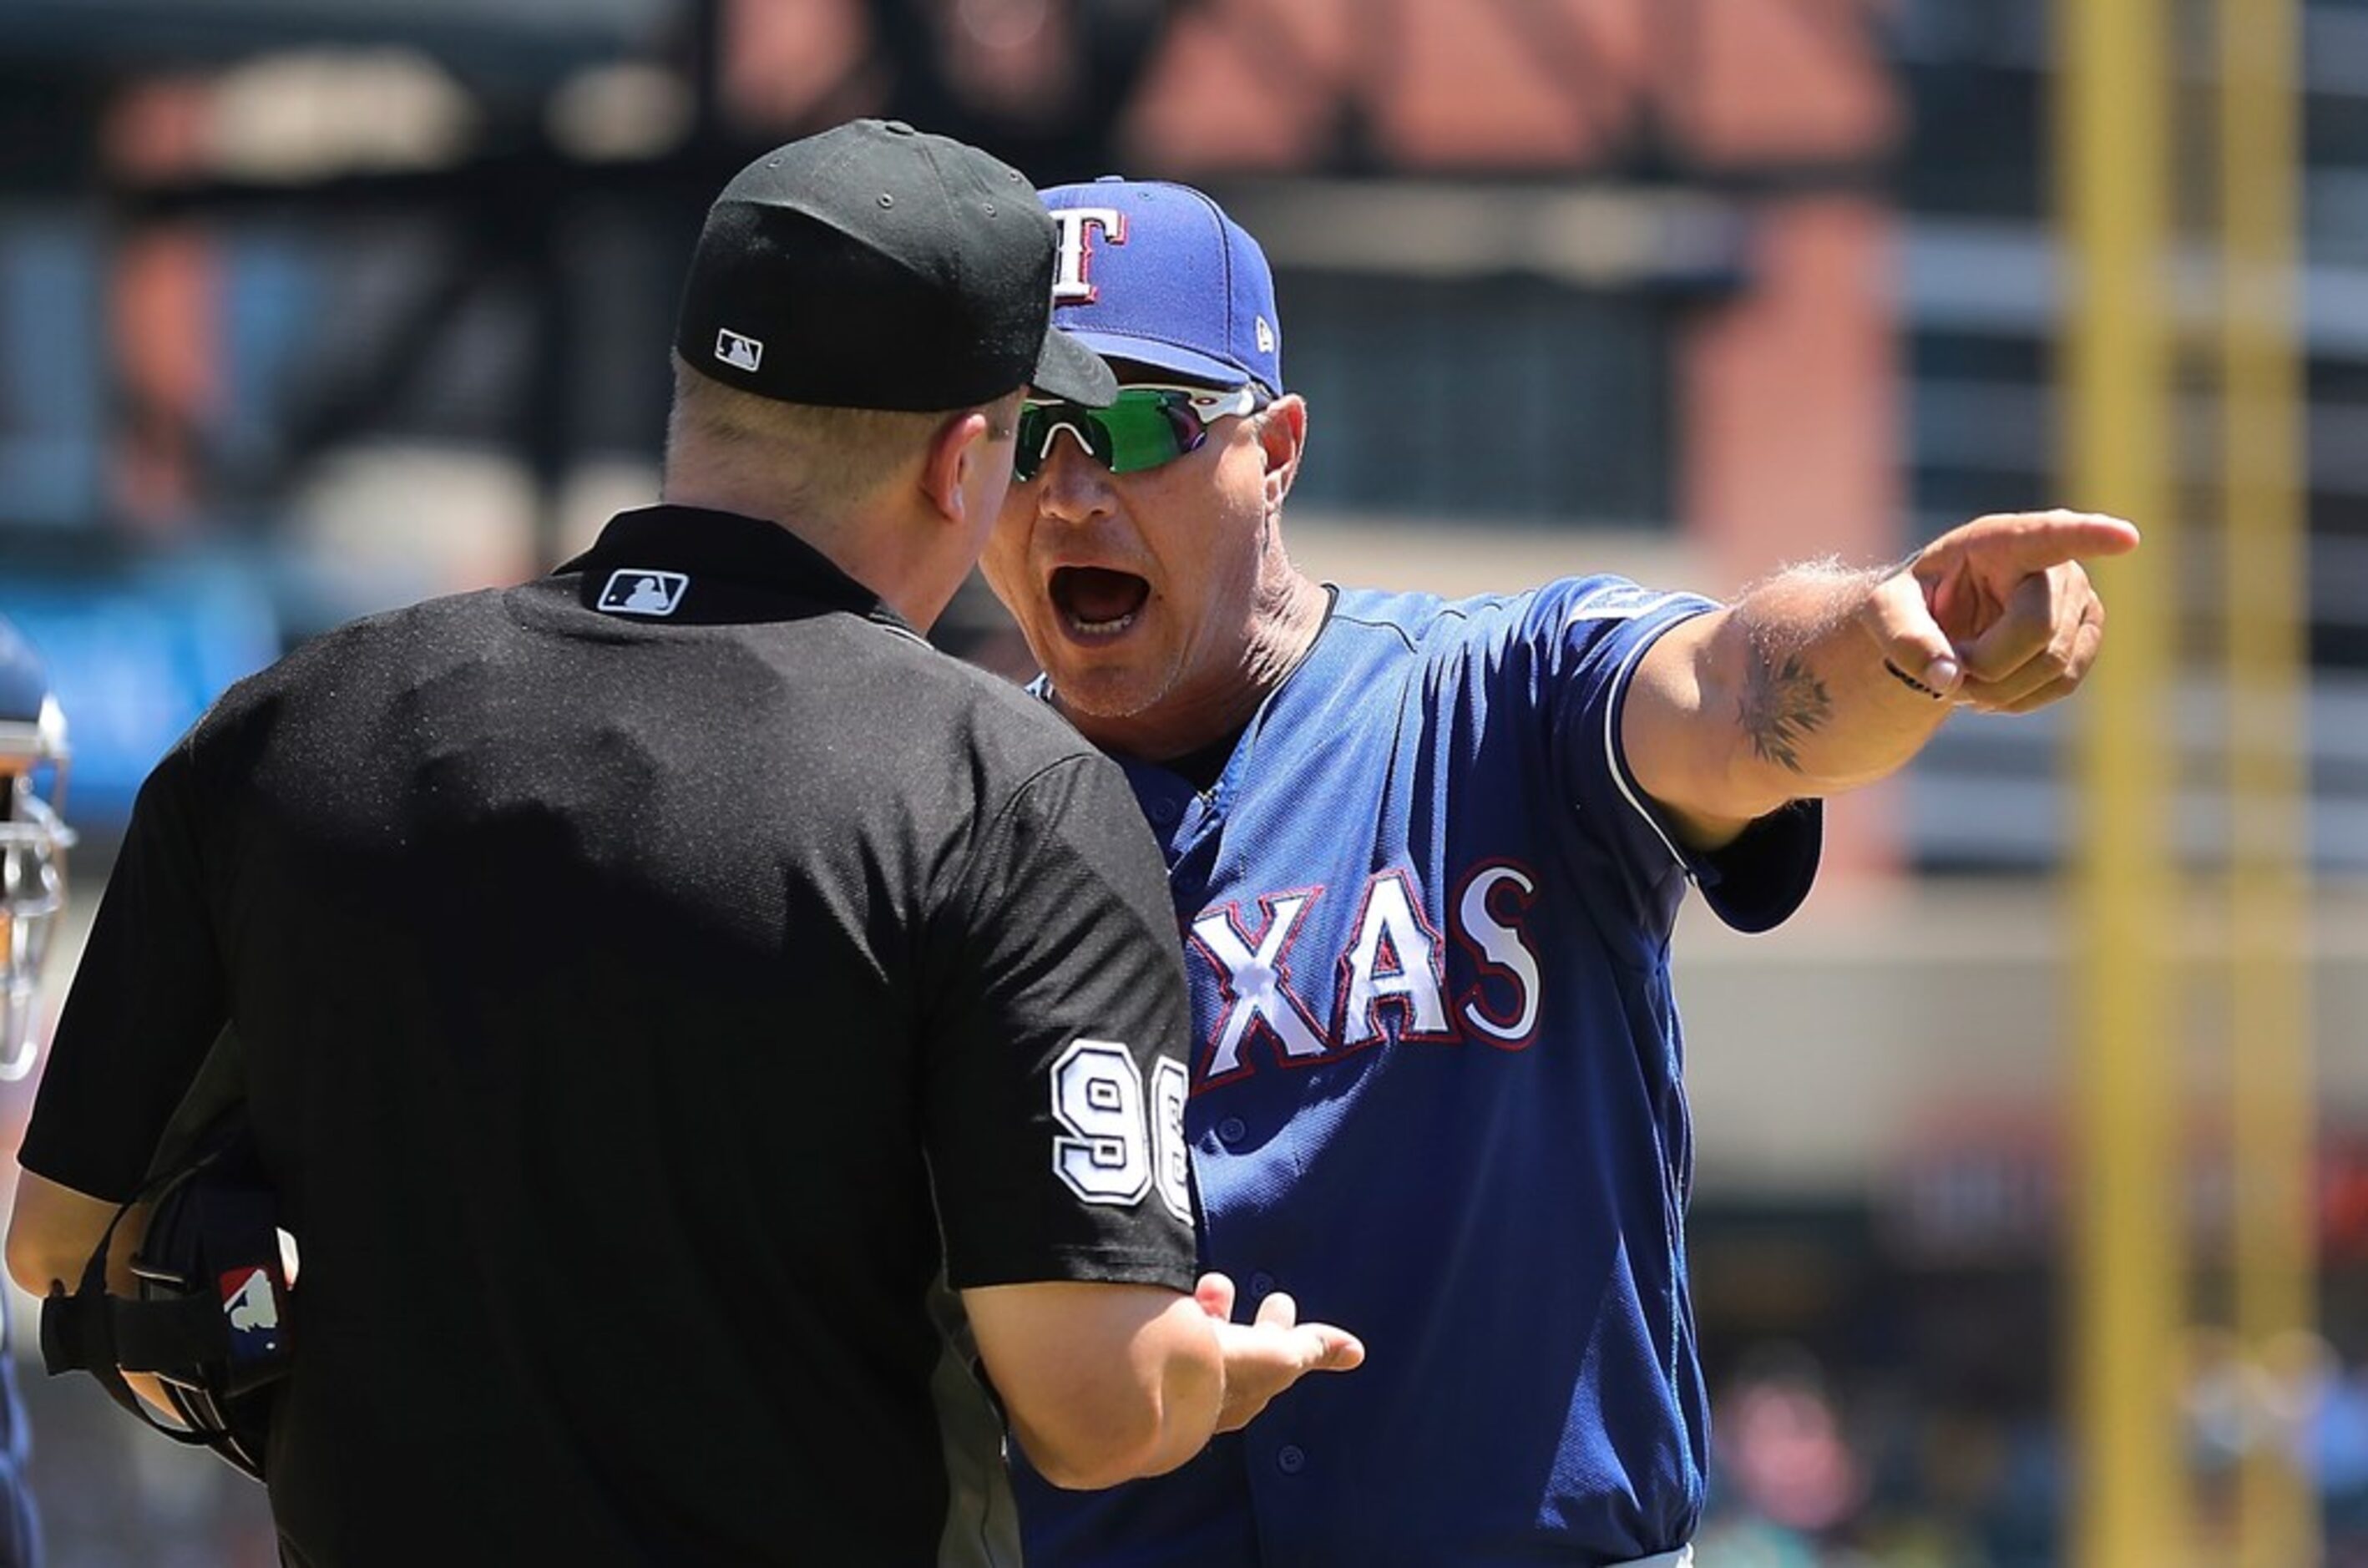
[1014,383,1262,482]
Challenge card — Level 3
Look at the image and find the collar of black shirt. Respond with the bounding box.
[557,504,921,634]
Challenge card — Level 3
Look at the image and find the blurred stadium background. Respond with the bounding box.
[0,0,2360,1563]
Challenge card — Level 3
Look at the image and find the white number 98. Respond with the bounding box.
[1053,1040,1192,1222]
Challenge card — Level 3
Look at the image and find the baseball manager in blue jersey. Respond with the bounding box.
[978,179,2137,1568]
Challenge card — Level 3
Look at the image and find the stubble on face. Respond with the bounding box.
[1059,522,1325,769]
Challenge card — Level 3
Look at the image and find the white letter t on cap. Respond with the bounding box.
[1052,210,1126,303]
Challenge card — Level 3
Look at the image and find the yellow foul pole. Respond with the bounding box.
[2218,0,2317,1562]
[2057,0,2188,1563]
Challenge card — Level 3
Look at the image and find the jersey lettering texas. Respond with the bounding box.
[1187,862,1544,1088]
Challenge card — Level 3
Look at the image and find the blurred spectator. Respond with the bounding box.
[1700,1345,1880,1568]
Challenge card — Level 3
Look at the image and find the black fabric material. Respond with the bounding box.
[102,1292,225,1374]
[673,119,1115,410]
[22,504,1199,1565]
[1694,798,1824,935]
[33,1291,97,1383]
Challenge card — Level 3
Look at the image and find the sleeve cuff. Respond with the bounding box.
[1599,604,1825,933]
[947,1242,1201,1296]
[1599,601,1718,877]
[1693,798,1824,933]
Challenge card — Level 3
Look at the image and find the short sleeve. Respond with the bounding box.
[21,738,230,1202]
[918,754,1201,1294]
[1520,576,1822,938]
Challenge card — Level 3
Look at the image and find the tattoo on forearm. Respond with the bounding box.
[1739,651,1833,774]
[1882,658,1948,701]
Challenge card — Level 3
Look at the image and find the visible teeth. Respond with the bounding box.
[1073,611,1136,635]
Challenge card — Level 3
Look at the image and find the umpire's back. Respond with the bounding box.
[159,507,1171,1560]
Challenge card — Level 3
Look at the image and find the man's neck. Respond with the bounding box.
[658,472,951,630]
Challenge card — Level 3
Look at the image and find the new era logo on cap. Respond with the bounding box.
[599,569,691,617]
[715,328,764,373]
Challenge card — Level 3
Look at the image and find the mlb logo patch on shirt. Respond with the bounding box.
[598,569,690,617]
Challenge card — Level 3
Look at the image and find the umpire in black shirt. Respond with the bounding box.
[7,119,1359,1565]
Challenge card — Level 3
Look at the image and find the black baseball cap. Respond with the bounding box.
[675,119,1115,411]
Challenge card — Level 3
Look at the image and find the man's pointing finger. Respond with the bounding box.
[1940,510,2142,574]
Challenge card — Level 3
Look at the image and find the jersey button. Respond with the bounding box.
[1248,1270,1276,1299]
[1146,796,1181,827]
[1276,1444,1307,1475]
[1216,1116,1247,1145]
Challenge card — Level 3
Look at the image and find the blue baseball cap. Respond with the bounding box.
[1040,178,1282,396]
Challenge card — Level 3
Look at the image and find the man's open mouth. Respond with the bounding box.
[1049,566,1151,637]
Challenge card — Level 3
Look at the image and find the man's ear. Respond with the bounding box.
[1257,393,1308,513]
[920,409,995,529]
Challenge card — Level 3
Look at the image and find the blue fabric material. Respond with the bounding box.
[1040,180,1283,395]
[1014,579,1821,1568]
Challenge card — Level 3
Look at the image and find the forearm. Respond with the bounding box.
[1627,559,1954,845]
[969,1282,1225,1490]
[1721,560,1956,803]
[1628,510,2130,848]
[7,1174,183,1423]
[1008,1302,1223,1488]
[1055,1301,1224,1484]
[7,1171,143,1300]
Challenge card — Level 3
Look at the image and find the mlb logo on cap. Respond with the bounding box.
[1040,179,1283,396]
[715,328,764,373]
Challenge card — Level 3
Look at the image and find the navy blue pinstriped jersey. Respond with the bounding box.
[1012,578,1823,1568]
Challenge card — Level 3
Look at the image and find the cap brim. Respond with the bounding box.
[1061,330,1253,392]
[1031,327,1118,407]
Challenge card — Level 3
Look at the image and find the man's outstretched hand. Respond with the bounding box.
[1196,1272,1365,1434]
[1860,508,2142,715]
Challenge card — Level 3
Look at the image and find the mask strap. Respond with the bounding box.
[37,1148,245,1451]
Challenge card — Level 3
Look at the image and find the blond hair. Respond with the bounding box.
[663,355,958,518]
